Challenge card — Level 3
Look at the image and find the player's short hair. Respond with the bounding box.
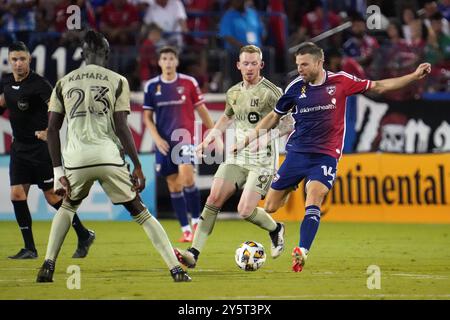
[239,45,263,60]
[295,42,324,60]
[158,46,179,59]
[83,29,110,57]
[8,41,29,54]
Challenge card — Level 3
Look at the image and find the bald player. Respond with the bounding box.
[36,30,191,283]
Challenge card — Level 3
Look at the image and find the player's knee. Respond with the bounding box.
[264,201,279,214]
[10,190,26,201]
[167,182,183,193]
[206,192,223,207]
[122,196,146,216]
[181,176,195,187]
[237,203,253,218]
[44,191,61,205]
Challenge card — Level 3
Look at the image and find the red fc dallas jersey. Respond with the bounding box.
[274,70,372,159]
[143,73,205,145]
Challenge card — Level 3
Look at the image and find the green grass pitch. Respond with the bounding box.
[0,219,449,300]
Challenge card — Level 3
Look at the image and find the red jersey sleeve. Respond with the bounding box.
[340,71,372,96]
[190,78,205,107]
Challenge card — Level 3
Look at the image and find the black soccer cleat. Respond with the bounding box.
[36,259,55,283]
[170,266,192,282]
[72,229,95,258]
[8,248,38,259]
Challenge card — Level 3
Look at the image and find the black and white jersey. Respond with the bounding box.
[0,71,52,143]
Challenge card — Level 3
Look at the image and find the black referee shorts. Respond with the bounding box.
[9,140,54,191]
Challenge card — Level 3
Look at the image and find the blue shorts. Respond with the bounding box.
[155,144,195,177]
[271,152,338,191]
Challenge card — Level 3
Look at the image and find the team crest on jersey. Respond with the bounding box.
[326,85,336,95]
[177,86,185,95]
[155,84,162,96]
[299,86,307,99]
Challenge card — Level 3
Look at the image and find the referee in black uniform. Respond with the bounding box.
[0,42,95,259]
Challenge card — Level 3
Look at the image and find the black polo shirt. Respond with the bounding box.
[0,71,52,143]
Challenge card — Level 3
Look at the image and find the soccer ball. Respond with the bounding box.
[235,241,266,271]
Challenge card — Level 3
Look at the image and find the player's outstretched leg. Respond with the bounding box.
[47,195,95,259]
[183,184,201,231]
[36,202,75,282]
[127,198,191,282]
[175,203,220,268]
[292,247,308,272]
[293,205,321,272]
[170,191,193,243]
[243,206,285,259]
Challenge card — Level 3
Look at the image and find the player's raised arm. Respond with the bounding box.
[369,63,431,95]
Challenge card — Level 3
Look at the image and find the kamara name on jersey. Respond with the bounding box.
[68,72,109,82]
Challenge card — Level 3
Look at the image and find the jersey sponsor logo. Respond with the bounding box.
[250,98,259,107]
[298,104,336,113]
[248,112,260,124]
[326,85,336,95]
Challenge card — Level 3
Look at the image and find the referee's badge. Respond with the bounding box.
[326,86,336,95]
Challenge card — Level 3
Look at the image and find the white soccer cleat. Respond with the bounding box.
[269,222,285,258]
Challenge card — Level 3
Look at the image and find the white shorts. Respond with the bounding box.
[65,163,136,204]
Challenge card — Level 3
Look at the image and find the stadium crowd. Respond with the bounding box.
[0,0,449,96]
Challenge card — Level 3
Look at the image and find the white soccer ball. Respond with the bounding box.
[235,241,266,271]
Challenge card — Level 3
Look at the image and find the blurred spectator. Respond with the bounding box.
[409,18,428,47]
[183,0,213,47]
[100,0,140,46]
[143,0,188,50]
[139,23,163,88]
[290,1,341,44]
[88,0,108,24]
[180,50,209,92]
[438,0,450,20]
[325,48,366,79]
[35,0,57,32]
[0,0,37,45]
[218,0,265,51]
[377,20,424,100]
[422,0,449,35]
[401,6,418,43]
[426,12,450,64]
[343,14,380,68]
[53,0,96,46]
[267,0,287,72]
